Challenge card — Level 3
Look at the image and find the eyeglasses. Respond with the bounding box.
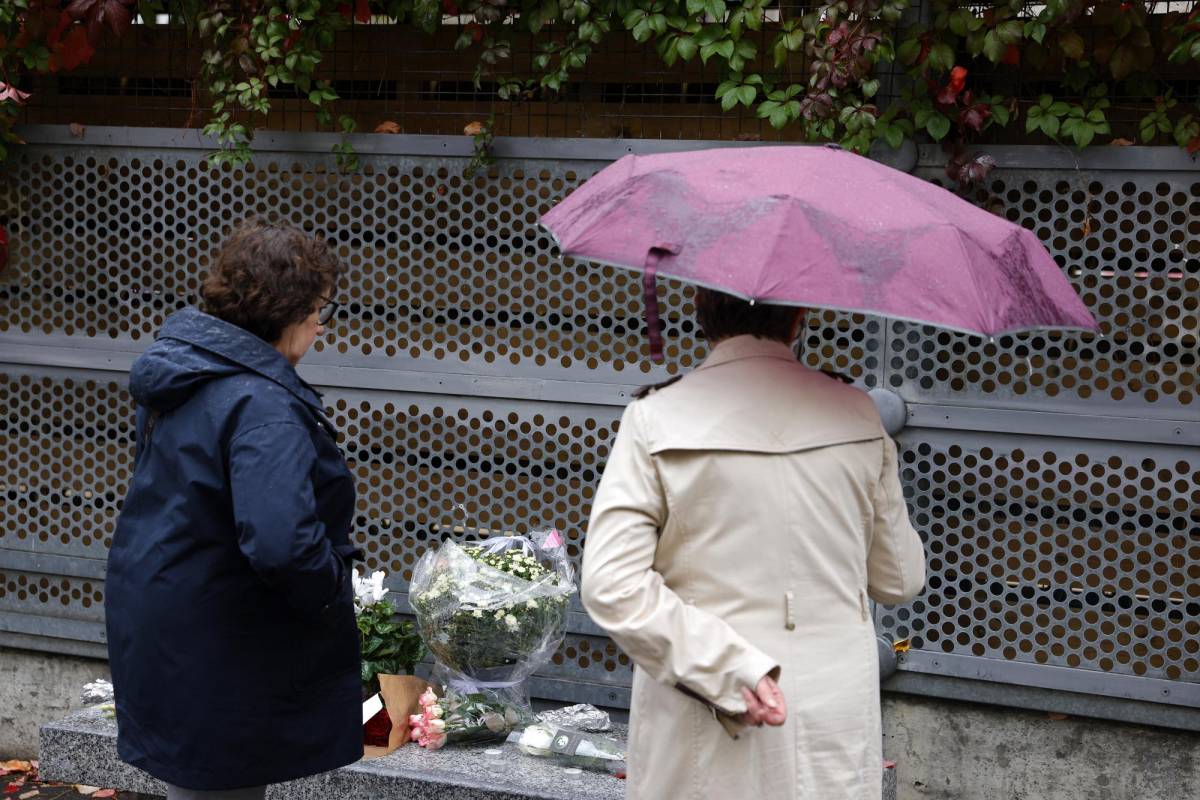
[317,296,340,326]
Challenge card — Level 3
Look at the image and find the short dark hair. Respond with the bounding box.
[694,287,801,343]
[200,219,342,344]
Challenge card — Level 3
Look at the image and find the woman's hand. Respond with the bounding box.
[740,675,787,727]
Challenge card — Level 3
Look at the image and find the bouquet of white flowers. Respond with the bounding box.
[408,530,575,744]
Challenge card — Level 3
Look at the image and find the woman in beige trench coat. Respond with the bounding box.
[582,289,926,800]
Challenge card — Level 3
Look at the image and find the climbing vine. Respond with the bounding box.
[1,0,1198,170]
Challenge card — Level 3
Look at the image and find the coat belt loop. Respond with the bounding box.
[784,591,796,631]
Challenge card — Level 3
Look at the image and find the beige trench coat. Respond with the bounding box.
[582,335,926,800]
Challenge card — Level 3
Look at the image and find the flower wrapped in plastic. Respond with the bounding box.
[409,530,576,744]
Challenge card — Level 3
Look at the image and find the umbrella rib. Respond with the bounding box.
[945,223,997,334]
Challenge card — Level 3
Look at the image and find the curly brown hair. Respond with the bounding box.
[200,219,342,344]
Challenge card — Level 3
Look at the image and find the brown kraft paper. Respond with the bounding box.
[362,674,432,760]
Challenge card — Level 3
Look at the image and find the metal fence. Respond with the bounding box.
[0,127,1197,725]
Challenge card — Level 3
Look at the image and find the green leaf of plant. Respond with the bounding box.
[676,35,698,61]
[982,30,1005,63]
[1109,44,1135,81]
[1139,115,1157,143]
[996,20,1023,44]
[885,125,904,150]
[1059,31,1085,60]
[736,84,757,107]
[928,43,955,72]
[897,37,921,66]
[926,113,951,141]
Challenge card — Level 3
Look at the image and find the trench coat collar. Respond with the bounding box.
[698,335,798,371]
[158,307,324,413]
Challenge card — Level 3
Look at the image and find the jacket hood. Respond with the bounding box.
[130,307,321,414]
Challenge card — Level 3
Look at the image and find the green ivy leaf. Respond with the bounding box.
[982,30,1005,63]
[896,37,921,66]
[927,43,955,72]
[926,112,951,141]
[1109,44,1135,81]
[1041,115,1061,138]
[1059,31,1085,61]
[677,35,698,61]
[995,20,1022,45]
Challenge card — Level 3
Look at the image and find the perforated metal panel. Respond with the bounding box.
[327,390,621,575]
[891,167,1199,415]
[0,372,133,560]
[0,146,874,385]
[1,129,1197,717]
[880,431,1199,682]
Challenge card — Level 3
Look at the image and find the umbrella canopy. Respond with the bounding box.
[541,145,1098,361]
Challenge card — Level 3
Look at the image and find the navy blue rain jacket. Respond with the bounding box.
[105,308,363,790]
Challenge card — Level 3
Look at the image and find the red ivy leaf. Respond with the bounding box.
[65,0,135,45]
[959,105,989,132]
[355,0,372,23]
[949,66,967,94]
[937,66,968,106]
[57,26,96,71]
[1187,136,1200,156]
[47,11,73,46]
[1001,44,1021,65]
[336,3,354,17]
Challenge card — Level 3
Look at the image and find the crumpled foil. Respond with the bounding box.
[80,678,114,706]
[536,703,611,732]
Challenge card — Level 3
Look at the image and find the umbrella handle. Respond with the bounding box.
[643,247,671,364]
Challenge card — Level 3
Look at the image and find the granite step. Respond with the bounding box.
[41,708,898,799]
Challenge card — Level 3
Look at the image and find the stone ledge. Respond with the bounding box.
[41,708,897,799]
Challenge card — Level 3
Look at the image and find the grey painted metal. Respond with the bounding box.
[13,125,793,161]
[917,142,1200,171]
[0,632,109,660]
[905,403,1200,446]
[877,427,1198,689]
[15,125,1197,171]
[868,137,919,174]
[0,612,106,643]
[9,341,1195,445]
[898,650,1200,708]
[869,388,908,436]
[877,635,899,680]
[2,129,1197,722]
[884,671,1200,732]
[0,550,107,580]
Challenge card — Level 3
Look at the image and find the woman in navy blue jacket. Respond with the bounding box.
[106,220,361,799]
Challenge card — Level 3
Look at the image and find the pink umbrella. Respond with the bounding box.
[540,145,1099,361]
